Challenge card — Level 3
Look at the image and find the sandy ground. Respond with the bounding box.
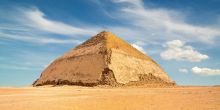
[0,86,219,110]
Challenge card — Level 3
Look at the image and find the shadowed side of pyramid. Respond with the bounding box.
[33,31,175,86]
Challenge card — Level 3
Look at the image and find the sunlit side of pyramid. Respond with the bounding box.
[33,31,175,86]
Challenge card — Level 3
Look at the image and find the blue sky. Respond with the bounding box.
[0,0,220,86]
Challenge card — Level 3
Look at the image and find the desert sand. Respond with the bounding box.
[0,86,219,110]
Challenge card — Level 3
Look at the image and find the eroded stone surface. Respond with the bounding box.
[109,49,172,84]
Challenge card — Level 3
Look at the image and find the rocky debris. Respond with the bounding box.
[98,68,118,86]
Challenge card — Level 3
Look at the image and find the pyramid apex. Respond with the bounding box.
[99,30,112,34]
[97,31,114,37]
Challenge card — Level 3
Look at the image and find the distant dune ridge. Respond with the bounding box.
[33,31,175,86]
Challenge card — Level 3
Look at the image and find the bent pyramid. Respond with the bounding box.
[33,31,175,86]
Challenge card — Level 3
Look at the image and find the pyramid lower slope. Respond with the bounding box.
[33,31,175,86]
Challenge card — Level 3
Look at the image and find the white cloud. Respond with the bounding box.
[0,8,94,44]
[160,40,208,62]
[192,67,220,75]
[22,8,98,36]
[179,68,188,73]
[112,0,143,7]
[132,41,146,46]
[3,3,220,46]
[131,42,146,54]
[131,44,145,54]
[0,51,57,70]
[0,64,36,70]
[0,32,82,44]
[110,0,220,44]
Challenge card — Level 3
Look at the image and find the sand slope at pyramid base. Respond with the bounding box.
[125,73,176,87]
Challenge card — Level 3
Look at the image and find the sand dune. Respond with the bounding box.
[0,86,219,110]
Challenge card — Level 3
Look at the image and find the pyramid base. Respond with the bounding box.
[33,72,176,87]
